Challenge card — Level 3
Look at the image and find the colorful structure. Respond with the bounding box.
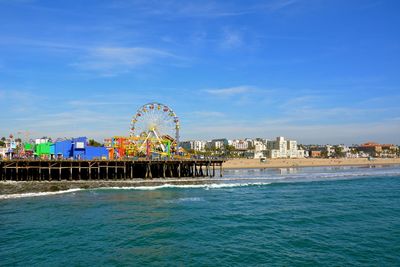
[104,102,182,160]
[29,137,109,160]
[35,142,52,157]
[52,140,73,158]
[4,102,186,161]
[51,137,108,160]
[86,146,109,160]
[130,102,180,155]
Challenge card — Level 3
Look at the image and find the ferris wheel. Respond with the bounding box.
[130,102,180,152]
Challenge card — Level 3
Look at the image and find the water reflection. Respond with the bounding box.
[278,168,299,175]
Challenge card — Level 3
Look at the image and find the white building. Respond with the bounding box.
[193,140,207,151]
[208,139,227,150]
[35,138,49,145]
[213,141,224,149]
[254,140,266,152]
[326,144,351,158]
[266,136,304,159]
[180,140,207,152]
[246,140,267,159]
[230,139,248,150]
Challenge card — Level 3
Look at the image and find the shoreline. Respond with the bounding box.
[222,158,400,169]
[2,160,400,197]
[0,178,224,196]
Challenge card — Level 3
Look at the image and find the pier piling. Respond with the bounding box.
[0,159,224,181]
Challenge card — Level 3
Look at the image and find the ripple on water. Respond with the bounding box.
[1,167,400,266]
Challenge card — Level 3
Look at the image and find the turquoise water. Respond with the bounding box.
[1,166,400,266]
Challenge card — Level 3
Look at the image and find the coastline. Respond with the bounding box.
[0,178,225,196]
[2,159,400,197]
[223,158,400,169]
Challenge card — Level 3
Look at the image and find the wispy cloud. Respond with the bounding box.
[192,111,226,118]
[0,89,43,113]
[109,0,302,19]
[205,86,254,96]
[73,46,175,76]
[68,100,134,107]
[0,38,185,76]
[0,36,84,50]
[279,95,323,108]
[265,0,300,12]
[108,1,250,18]
[220,29,243,49]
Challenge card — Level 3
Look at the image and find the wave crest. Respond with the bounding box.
[0,188,83,200]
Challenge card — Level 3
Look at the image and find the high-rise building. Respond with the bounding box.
[266,136,304,158]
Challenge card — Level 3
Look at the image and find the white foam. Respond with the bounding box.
[164,197,204,203]
[0,182,271,200]
[96,182,272,191]
[2,166,399,200]
[0,188,83,200]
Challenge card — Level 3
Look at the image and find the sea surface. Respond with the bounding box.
[1,165,400,266]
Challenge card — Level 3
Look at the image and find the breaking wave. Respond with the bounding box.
[0,182,272,200]
[96,182,272,191]
[0,188,83,200]
[2,165,400,200]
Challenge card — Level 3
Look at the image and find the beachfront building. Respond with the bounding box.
[230,139,249,150]
[324,144,351,158]
[180,140,207,152]
[245,138,255,149]
[357,142,398,158]
[266,137,305,159]
[310,150,322,158]
[208,139,228,150]
[325,145,335,157]
[253,140,267,159]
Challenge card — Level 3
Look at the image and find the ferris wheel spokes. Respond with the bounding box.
[131,102,179,155]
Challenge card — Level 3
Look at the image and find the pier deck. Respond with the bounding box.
[0,159,224,181]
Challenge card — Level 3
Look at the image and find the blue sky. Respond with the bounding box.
[0,0,399,144]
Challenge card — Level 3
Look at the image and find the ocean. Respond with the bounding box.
[1,166,400,266]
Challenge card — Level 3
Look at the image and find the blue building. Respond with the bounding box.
[53,140,73,158]
[72,137,86,159]
[85,146,109,160]
[51,137,108,160]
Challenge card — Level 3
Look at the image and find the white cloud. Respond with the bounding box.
[73,46,175,75]
[205,86,254,96]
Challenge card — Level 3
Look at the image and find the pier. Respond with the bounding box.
[0,159,224,181]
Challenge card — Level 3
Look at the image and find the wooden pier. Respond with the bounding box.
[0,159,224,181]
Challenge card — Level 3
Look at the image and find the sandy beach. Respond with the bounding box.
[223,158,400,169]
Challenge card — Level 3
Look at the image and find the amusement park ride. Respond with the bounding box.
[104,102,184,160]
